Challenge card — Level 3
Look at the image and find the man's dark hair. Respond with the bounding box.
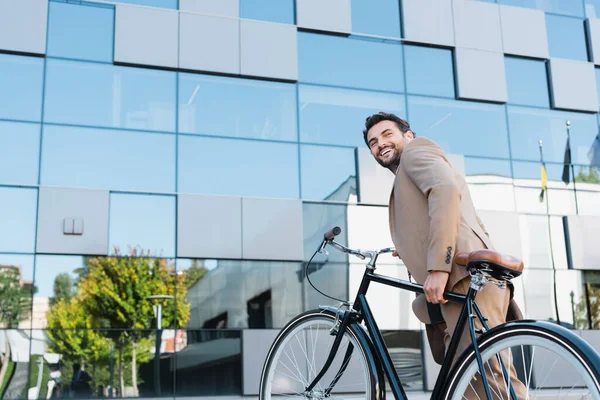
[362,112,415,146]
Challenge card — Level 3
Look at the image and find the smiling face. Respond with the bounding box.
[366,120,414,173]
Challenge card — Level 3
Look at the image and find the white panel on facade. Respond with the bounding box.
[114,4,178,68]
[476,210,523,260]
[0,0,48,54]
[177,194,242,259]
[240,20,298,81]
[585,18,600,65]
[179,0,239,17]
[36,187,109,255]
[455,48,508,103]
[548,58,598,112]
[242,330,283,395]
[566,216,600,270]
[356,147,394,205]
[453,0,503,52]
[296,0,351,35]
[401,0,454,47]
[179,13,240,75]
[242,197,304,261]
[500,5,549,59]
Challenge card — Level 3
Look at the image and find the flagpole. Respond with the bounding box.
[566,121,579,214]
[540,140,561,326]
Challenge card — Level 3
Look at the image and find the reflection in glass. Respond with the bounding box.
[507,106,598,164]
[114,0,177,8]
[300,145,356,201]
[0,121,40,185]
[303,202,350,264]
[47,1,114,62]
[178,73,297,141]
[298,33,404,92]
[498,0,584,17]
[109,193,176,258]
[40,125,176,192]
[0,255,34,333]
[505,56,550,107]
[239,0,294,23]
[0,53,43,122]
[351,0,401,37]
[464,157,516,211]
[575,164,600,215]
[545,14,588,61]
[407,96,510,158]
[299,84,406,146]
[586,0,600,18]
[404,45,455,98]
[0,329,32,398]
[44,59,176,132]
[178,259,302,330]
[0,187,37,253]
[178,135,300,198]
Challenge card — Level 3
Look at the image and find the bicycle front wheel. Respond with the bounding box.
[259,309,378,400]
[444,321,600,400]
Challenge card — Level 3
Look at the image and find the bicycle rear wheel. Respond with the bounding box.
[259,309,379,399]
[444,321,600,400]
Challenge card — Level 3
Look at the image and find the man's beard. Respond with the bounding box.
[376,146,401,169]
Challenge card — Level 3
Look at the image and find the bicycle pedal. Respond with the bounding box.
[475,328,487,334]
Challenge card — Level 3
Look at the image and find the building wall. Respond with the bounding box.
[1,0,600,397]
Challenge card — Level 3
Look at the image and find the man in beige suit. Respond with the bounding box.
[363,112,526,398]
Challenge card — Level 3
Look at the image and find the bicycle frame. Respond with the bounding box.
[306,266,517,400]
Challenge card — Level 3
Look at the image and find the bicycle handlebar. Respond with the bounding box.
[324,226,342,240]
[321,227,395,263]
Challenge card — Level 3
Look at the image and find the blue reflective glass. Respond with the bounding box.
[115,0,177,8]
[178,136,299,198]
[0,187,37,253]
[109,193,175,257]
[498,0,584,17]
[0,255,34,282]
[507,106,599,164]
[465,157,512,178]
[34,255,84,299]
[545,15,588,61]
[299,85,406,147]
[0,121,40,185]
[404,45,455,98]
[41,125,175,192]
[351,0,401,37]
[596,68,600,110]
[298,33,404,92]
[513,160,565,180]
[586,0,600,17]
[505,57,550,107]
[300,145,356,201]
[0,54,43,122]
[178,74,297,141]
[407,96,510,158]
[239,0,294,23]
[44,59,176,132]
[47,1,114,62]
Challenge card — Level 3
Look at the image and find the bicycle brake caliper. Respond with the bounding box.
[329,302,349,335]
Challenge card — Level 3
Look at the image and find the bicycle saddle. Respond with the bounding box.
[454,250,524,281]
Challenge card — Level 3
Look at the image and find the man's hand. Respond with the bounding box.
[423,271,449,304]
[392,250,400,258]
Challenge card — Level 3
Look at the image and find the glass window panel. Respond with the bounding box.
[303,202,351,264]
[0,54,43,121]
[109,193,176,257]
[299,85,406,146]
[178,74,297,141]
[239,0,294,24]
[404,45,455,98]
[498,0,584,17]
[300,145,356,201]
[178,136,299,198]
[507,106,598,164]
[115,0,177,8]
[505,57,550,107]
[0,254,34,329]
[0,187,37,253]
[44,59,176,132]
[298,32,404,92]
[545,14,588,61]
[0,121,40,185]
[175,329,242,396]
[586,0,600,17]
[47,1,114,62]
[464,157,516,211]
[407,96,510,158]
[575,164,600,215]
[351,0,401,37]
[302,261,349,311]
[41,125,175,192]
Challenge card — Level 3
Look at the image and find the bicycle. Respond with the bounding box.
[259,226,600,399]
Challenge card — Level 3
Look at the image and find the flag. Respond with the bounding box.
[539,163,547,202]
[562,135,571,185]
[589,131,600,169]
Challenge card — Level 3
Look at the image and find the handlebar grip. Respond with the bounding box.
[324,226,342,240]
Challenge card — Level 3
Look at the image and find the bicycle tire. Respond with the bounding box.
[258,309,384,400]
[443,320,600,400]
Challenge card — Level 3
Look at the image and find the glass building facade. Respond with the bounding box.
[1,0,600,397]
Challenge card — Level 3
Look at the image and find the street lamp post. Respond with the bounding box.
[146,295,174,396]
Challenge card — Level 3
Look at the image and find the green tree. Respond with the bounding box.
[51,273,75,306]
[78,249,190,396]
[183,259,208,289]
[574,285,600,330]
[575,166,600,184]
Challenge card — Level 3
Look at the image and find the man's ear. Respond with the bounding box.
[406,130,415,140]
